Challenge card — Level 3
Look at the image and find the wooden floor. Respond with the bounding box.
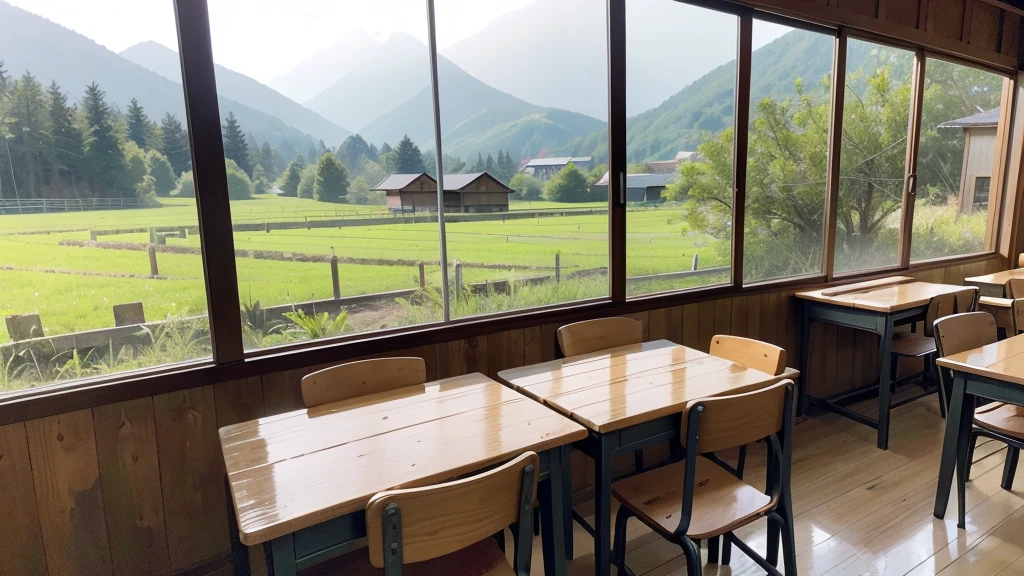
[517,391,1024,576]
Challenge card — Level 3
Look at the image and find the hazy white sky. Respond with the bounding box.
[5,0,535,82]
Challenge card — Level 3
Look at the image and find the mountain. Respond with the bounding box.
[120,41,350,146]
[268,30,379,104]
[559,29,877,162]
[0,1,319,163]
[443,108,606,159]
[306,33,433,133]
[440,0,746,119]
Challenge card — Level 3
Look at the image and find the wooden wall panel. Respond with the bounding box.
[1001,13,1019,57]
[885,0,922,28]
[486,329,525,378]
[436,336,487,379]
[152,387,229,572]
[697,300,716,351]
[93,398,171,576]
[682,303,700,349]
[214,376,264,428]
[969,0,1003,52]
[928,0,968,40]
[837,0,878,17]
[260,368,307,416]
[0,423,46,575]
[26,409,113,576]
[648,305,683,343]
[387,345,440,382]
[524,323,560,363]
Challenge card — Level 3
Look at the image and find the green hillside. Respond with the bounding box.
[559,29,878,163]
[443,108,606,159]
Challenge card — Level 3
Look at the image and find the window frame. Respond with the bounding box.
[0,0,1019,415]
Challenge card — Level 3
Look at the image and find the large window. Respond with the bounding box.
[742,21,834,283]
[435,0,610,318]
[910,58,1006,262]
[625,2,739,296]
[208,1,443,349]
[0,1,210,392]
[834,38,915,274]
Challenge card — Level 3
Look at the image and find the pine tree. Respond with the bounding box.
[126,98,149,149]
[222,112,251,175]
[471,152,485,173]
[8,72,51,198]
[259,141,277,179]
[82,82,130,197]
[379,142,392,156]
[496,150,517,184]
[392,135,425,173]
[313,152,349,203]
[160,113,191,176]
[484,153,495,174]
[278,159,303,197]
[47,81,87,196]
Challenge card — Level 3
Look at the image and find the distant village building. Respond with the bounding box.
[938,108,999,214]
[373,172,513,213]
[519,156,594,180]
[592,172,679,203]
[643,151,699,174]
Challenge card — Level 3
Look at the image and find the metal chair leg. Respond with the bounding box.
[612,506,632,575]
[766,515,781,568]
[707,536,719,564]
[634,450,644,473]
[966,430,979,482]
[1003,446,1020,491]
[493,529,506,554]
[679,537,702,576]
[721,532,733,565]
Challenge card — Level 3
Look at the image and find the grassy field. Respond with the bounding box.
[0,194,728,341]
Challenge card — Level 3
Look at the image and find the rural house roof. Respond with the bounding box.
[593,172,678,188]
[442,172,513,193]
[938,107,1000,129]
[524,156,592,168]
[372,173,436,191]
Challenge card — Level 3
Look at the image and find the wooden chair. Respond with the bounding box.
[934,312,1024,492]
[326,452,539,575]
[301,357,427,408]
[556,317,643,357]
[611,381,797,576]
[889,287,978,400]
[1013,299,1024,335]
[1004,278,1024,299]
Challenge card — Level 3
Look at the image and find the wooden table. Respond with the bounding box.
[934,334,1024,528]
[965,268,1024,297]
[220,372,587,576]
[497,340,780,576]
[796,276,968,450]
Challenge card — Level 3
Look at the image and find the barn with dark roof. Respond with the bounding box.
[373,172,513,213]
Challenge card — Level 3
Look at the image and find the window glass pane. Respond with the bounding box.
[207,1,443,349]
[0,1,210,393]
[910,59,1004,262]
[435,0,609,319]
[625,2,739,296]
[743,22,833,284]
[834,38,914,274]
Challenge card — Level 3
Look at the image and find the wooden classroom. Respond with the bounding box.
[5,0,1024,576]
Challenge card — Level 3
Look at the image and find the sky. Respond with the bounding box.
[4,0,535,83]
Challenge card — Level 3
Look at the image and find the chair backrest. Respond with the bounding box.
[1013,299,1024,336]
[556,317,643,357]
[923,287,978,337]
[366,452,539,570]
[933,312,998,359]
[1018,254,1024,268]
[709,335,786,376]
[682,380,791,454]
[301,357,427,408]
[1005,278,1024,299]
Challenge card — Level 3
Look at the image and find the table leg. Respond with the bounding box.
[934,375,970,520]
[225,479,251,576]
[799,304,812,416]
[267,535,297,576]
[876,316,895,450]
[563,444,574,560]
[594,436,615,576]
[955,384,976,529]
[540,445,569,576]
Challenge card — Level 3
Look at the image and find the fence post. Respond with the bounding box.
[419,262,426,289]
[330,255,341,299]
[555,252,561,285]
[265,221,271,234]
[454,260,463,299]
[691,253,699,271]
[148,245,159,277]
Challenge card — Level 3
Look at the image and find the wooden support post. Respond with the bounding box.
[112,302,146,327]
[148,245,159,277]
[4,314,43,341]
[330,255,341,299]
[692,253,699,271]
[90,230,99,241]
[265,221,271,234]
[454,260,463,298]
[419,262,426,289]
[179,227,187,239]
[555,252,561,285]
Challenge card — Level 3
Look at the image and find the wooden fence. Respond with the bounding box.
[0,198,148,214]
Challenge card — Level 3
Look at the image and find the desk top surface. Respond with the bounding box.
[937,333,1024,388]
[965,268,1024,291]
[796,276,966,312]
[497,340,779,434]
[220,372,587,545]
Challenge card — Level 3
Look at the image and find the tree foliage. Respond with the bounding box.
[224,158,253,200]
[278,158,304,197]
[126,98,149,149]
[160,113,191,177]
[313,152,349,203]
[509,172,542,201]
[544,163,590,202]
[147,151,176,197]
[222,112,251,176]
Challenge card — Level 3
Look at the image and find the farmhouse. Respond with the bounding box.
[592,171,678,202]
[373,171,513,213]
[519,156,594,180]
[938,107,999,214]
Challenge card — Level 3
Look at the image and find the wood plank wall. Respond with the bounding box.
[0,257,1003,576]
[747,0,1020,71]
